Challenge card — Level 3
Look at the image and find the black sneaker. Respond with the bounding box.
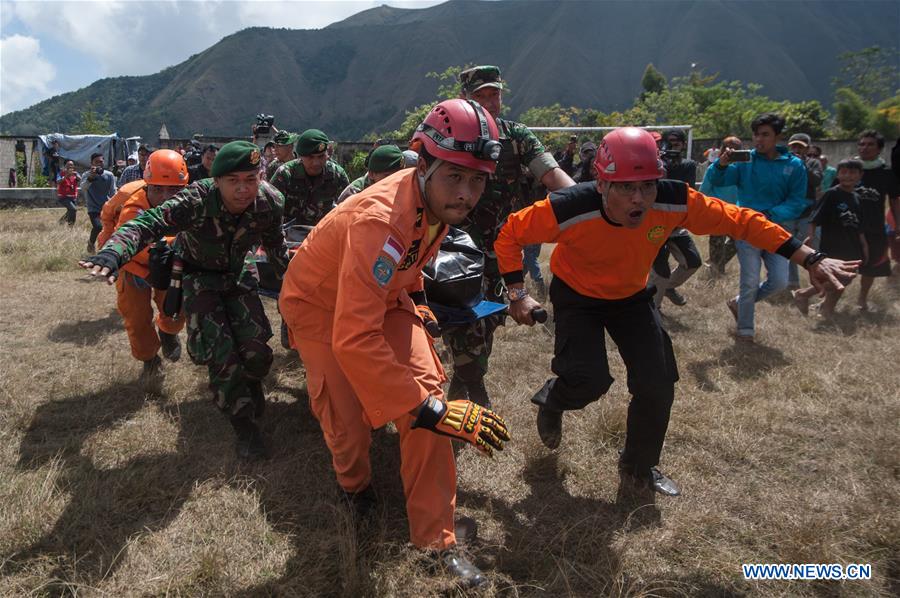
[432,548,487,589]
[230,416,267,461]
[158,331,181,362]
[665,288,687,306]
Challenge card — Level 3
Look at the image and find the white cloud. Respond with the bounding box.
[0,34,57,114]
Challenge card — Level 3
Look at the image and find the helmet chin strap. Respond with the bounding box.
[417,158,444,199]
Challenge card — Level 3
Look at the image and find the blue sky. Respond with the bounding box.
[0,0,443,115]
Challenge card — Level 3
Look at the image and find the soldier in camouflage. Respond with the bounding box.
[80,141,290,461]
[269,128,350,226]
[336,144,406,204]
[446,65,575,407]
[266,130,297,180]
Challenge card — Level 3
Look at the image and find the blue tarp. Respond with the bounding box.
[37,133,122,172]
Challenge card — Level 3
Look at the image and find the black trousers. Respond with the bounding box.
[545,277,679,474]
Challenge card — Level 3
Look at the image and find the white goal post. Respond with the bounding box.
[526,125,694,160]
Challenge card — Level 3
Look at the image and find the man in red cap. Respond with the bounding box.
[279,99,511,587]
[494,127,860,496]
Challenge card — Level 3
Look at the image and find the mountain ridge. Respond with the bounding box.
[2,0,897,140]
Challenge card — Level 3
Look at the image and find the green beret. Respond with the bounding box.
[210,141,262,177]
[297,129,330,156]
[368,145,405,173]
[273,130,297,146]
[459,65,503,94]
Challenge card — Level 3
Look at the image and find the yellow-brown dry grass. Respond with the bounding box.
[1,208,898,597]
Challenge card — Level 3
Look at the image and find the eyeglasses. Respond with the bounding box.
[610,181,658,196]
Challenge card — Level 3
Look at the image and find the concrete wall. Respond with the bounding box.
[0,187,59,208]
[0,136,44,188]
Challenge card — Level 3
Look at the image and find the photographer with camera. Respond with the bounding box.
[188,144,218,183]
[81,152,117,253]
[649,129,702,308]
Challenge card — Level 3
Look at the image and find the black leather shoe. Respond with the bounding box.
[158,331,181,362]
[536,406,562,450]
[230,416,267,461]
[435,549,487,588]
[620,465,681,497]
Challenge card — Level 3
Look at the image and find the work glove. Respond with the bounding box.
[79,249,120,283]
[412,396,511,457]
[415,304,441,338]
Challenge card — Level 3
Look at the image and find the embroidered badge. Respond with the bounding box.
[317,142,326,153]
[398,238,421,270]
[647,225,666,243]
[373,255,395,287]
[250,150,261,165]
[382,235,404,263]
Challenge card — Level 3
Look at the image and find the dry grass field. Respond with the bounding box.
[1,208,898,597]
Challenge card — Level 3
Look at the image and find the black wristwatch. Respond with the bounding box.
[803,250,827,269]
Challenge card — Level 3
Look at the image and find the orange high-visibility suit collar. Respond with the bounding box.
[98,179,146,248]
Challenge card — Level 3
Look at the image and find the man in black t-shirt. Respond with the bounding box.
[854,130,900,310]
[650,129,702,308]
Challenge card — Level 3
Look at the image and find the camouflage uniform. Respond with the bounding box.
[99,178,289,416]
[336,174,373,204]
[269,159,350,226]
[265,158,285,180]
[445,116,558,394]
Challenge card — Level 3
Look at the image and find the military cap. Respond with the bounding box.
[296,129,330,156]
[459,65,503,94]
[210,140,262,177]
[368,144,405,173]
[273,130,298,146]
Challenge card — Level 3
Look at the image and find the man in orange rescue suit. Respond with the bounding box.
[495,127,860,497]
[102,149,188,381]
[279,99,511,588]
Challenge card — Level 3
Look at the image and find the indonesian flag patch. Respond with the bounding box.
[382,235,404,263]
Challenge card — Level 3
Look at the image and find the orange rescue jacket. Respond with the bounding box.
[279,169,448,428]
[98,179,146,248]
[496,180,801,300]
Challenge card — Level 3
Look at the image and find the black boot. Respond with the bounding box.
[280,320,291,350]
[465,378,491,409]
[230,415,267,461]
[432,548,487,588]
[139,355,163,390]
[341,485,377,519]
[247,380,266,418]
[447,375,468,402]
[451,362,492,408]
[531,380,562,449]
[158,330,181,362]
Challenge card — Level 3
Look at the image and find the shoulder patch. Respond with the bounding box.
[373,255,395,287]
[382,235,404,263]
[549,181,604,231]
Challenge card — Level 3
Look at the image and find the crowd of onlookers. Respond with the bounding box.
[548,119,899,330]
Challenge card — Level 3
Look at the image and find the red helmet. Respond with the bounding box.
[412,99,500,174]
[144,150,189,186]
[594,127,666,182]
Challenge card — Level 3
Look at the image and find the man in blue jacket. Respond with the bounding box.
[706,113,807,341]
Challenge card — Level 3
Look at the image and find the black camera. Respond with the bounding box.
[255,114,275,136]
[659,142,681,161]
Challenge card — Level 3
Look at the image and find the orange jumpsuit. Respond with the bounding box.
[279,169,457,550]
[113,188,183,361]
[98,179,146,248]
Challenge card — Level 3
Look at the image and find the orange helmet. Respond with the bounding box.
[144,149,189,186]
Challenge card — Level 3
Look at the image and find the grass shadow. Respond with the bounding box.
[47,309,121,346]
[458,453,660,594]
[688,341,791,389]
